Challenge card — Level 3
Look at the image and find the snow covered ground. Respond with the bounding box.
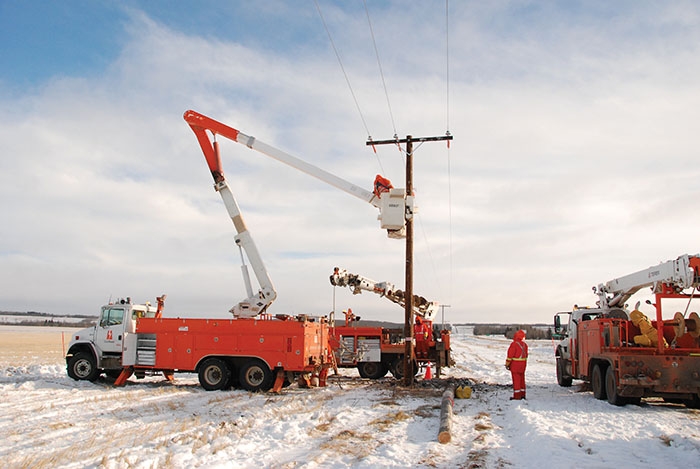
[1,326,699,468]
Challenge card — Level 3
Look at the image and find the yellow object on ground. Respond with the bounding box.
[455,385,472,399]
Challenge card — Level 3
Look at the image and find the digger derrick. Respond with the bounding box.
[554,254,700,407]
[330,267,438,321]
[328,268,451,380]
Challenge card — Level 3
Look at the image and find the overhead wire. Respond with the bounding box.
[314,0,386,175]
[445,0,454,311]
[412,1,454,307]
[363,0,399,142]
[315,1,454,309]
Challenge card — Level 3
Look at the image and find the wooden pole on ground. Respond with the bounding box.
[438,385,455,444]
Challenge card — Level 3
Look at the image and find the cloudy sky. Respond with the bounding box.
[2,1,700,324]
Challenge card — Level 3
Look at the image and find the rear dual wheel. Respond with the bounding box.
[198,358,232,391]
[591,364,606,400]
[239,359,273,392]
[605,366,626,406]
[389,357,418,380]
[357,361,388,380]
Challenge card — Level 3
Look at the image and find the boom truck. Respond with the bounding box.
[66,110,419,391]
[329,267,452,379]
[65,295,329,391]
[554,254,700,407]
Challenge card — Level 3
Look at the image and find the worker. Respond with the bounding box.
[505,329,528,400]
[414,317,432,359]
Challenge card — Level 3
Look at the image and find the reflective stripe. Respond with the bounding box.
[510,358,527,361]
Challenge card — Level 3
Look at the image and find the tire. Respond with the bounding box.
[67,352,99,382]
[198,358,231,391]
[239,359,273,392]
[592,364,606,400]
[357,362,388,380]
[683,395,700,409]
[605,366,626,406]
[556,357,573,387]
[389,357,405,379]
[389,357,417,380]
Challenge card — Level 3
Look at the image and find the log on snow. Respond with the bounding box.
[438,385,455,444]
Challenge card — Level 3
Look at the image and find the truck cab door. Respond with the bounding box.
[95,306,126,354]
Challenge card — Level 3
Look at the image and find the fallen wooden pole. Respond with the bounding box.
[438,385,455,444]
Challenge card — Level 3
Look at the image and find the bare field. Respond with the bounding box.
[0,326,80,366]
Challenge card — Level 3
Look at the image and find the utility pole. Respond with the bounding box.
[367,133,453,386]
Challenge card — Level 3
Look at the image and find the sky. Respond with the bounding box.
[2,1,700,324]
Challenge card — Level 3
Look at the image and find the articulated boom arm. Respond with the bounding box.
[595,254,700,310]
[330,267,438,320]
[185,112,277,317]
[183,110,409,238]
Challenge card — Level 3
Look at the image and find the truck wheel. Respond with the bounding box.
[358,362,387,379]
[198,358,231,391]
[605,366,626,406]
[389,357,417,380]
[683,395,700,409]
[67,352,99,382]
[556,357,573,387]
[389,358,404,379]
[592,364,606,400]
[239,359,273,392]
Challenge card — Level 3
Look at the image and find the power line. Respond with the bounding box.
[314,0,370,139]
[363,0,398,139]
[314,0,386,176]
[445,0,454,309]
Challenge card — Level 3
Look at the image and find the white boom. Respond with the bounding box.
[184,110,408,317]
[595,254,700,310]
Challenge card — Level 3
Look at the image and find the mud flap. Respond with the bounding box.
[163,370,175,382]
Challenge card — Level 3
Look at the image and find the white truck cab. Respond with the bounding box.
[66,298,157,381]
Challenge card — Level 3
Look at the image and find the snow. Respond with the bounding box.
[1,326,700,468]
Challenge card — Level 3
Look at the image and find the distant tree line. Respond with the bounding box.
[472,324,553,340]
[0,311,97,328]
[0,318,97,328]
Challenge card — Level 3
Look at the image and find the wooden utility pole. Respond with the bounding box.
[367,133,453,386]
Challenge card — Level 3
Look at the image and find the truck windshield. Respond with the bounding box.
[100,307,124,327]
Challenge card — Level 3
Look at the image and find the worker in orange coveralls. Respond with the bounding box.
[505,330,528,400]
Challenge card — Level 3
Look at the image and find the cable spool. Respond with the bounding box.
[687,312,700,339]
[674,312,686,338]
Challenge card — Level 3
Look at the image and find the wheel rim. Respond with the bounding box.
[75,359,93,379]
[204,365,223,385]
[245,365,264,386]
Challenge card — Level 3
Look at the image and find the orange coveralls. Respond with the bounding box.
[505,330,528,400]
